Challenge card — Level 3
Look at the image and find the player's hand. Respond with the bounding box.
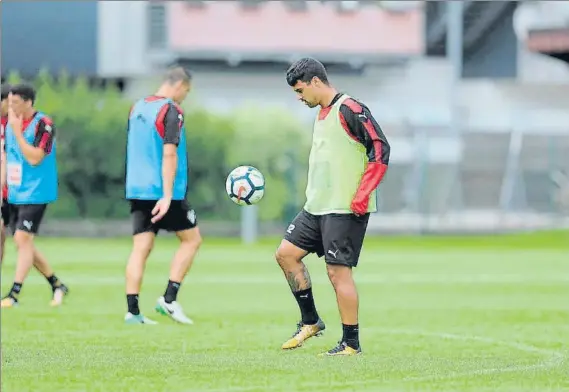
[350,198,368,216]
[151,197,171,223]
[7,104,23,133]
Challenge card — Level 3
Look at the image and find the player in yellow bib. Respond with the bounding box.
[276,58,390,356]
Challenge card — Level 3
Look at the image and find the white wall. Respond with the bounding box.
[514,1,569,83]
[97,1,155,77]
[517,45,569,84]
[124,66,409,123]
[124,59,450,126]
[124,56,569,136]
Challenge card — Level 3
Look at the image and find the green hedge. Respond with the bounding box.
[6,71,310,221]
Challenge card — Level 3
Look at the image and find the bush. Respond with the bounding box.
[7,70,310,222]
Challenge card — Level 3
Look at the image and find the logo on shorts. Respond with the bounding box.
[286,224,295,234]
[327,249,339,258]
[23,220,33,231]
[187,210,196,225]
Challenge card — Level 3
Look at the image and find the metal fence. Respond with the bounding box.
[370,126,569,234]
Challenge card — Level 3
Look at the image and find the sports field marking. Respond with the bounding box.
[203,328,565,392]
[380,328,565,382]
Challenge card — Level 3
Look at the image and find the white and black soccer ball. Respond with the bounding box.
[225,166,265,206]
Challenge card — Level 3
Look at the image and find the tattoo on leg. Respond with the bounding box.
[286,263,312,292]
[301,266,311,287]
[286,271,298,291]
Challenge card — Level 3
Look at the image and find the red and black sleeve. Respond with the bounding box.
[32,117,56,154]
[156,103,184,146]
[0,116,7,133]
[339,98,390,214]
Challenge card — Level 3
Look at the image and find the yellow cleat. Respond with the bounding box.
[319,341,362,357]
[1,297,18,308]
[281,319,325,350]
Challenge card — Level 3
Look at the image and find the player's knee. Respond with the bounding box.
[0,229,4,263]
[274,247,286,265]
[194,231,203,248]
[275,246,296,267]
[179,228,202,249]
[132,234,155,258]
[326,264,353,287]
[275,239,308,268]
[185,233,202,250]
[13,231,33,249]
[133,243,153,259]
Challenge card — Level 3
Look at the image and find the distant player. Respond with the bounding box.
[0,84,65,299]
[0,83,69,308]
[276,58,390,356]
[1,83,12,263]
[124,67,202,325]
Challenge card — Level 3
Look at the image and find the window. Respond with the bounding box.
[185,0,206,9]
[285,1,307,12]
[241,0,263,10]
[148,3,167,49]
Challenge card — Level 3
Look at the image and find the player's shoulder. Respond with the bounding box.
[130,97,150,113]
[138,95,175,107]
[37,113,54,129]
[339,96,368,115]
[168,101,184,116]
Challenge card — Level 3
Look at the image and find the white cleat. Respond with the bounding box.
[124,312,158,325]
[50,288,66,306]
[155,296,194,325]
[50,287,67,307]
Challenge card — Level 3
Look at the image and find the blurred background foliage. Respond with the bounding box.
[6,70,310,222]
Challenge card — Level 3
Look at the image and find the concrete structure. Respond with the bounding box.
[2,1,568,234]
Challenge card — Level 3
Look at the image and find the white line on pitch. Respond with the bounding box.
[203,328,565,392]
[5,274,569,286]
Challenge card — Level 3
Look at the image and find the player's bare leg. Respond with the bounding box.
[321,264,361,356]
[0,222,5,265]
[155,227,202,324]
[1,230,35,307]
[0,223,68,305]
[33,249,69,306]
[276,239,325,350]
[125,232,157,324]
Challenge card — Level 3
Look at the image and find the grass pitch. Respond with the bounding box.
[1,232,568,392]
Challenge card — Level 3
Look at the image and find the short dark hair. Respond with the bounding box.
[1,83,12,100]
[10,83,36,104]
[163,66,192,85]
[286,57,329,87]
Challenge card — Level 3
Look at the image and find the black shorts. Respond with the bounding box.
[1,199,9,226]
[3,203,47,235]
[130,199,198,235]
[284,209,370,268]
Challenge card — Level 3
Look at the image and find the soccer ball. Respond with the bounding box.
[225,166,265,206]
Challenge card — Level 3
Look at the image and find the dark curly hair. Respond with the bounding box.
[286,57,329,87]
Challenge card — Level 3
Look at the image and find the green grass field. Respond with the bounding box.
[1,232,568,392]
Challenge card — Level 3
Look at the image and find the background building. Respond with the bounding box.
[2,0,568,235]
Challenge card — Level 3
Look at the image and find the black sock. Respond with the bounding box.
[342,324,360,349]
[164,280,181,304]
[8,282,23,300]
[293,288,319,325]
[46,275,61,290]
[127,294,140,315]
